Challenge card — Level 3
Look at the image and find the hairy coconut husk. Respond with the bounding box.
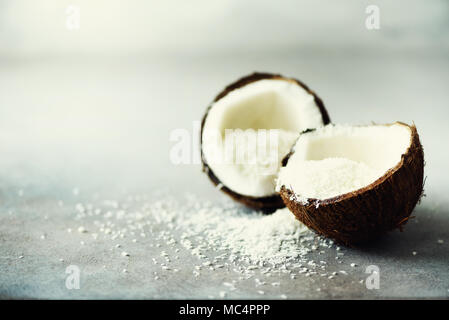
[280,122,424,245]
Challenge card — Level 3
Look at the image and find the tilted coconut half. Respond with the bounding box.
[201,72,330,210]
[277,122,424,245]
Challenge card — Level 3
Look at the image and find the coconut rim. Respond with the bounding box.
[200,72,330,205]
[280,121,419,207]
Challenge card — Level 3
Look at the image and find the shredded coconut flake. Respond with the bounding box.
[65,192,342,289]
[278,157,382,201]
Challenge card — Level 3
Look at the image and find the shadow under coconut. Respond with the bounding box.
[347,206,449,263]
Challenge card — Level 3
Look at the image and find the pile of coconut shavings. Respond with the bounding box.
[179,204,313,266]
[69,192,339,282]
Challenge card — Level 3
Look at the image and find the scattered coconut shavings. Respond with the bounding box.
[175,203,314,266]
[64,192,346,294]
[78,226,87,233]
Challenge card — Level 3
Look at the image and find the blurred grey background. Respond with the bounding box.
[0,0,448,197]
[0,0,448,299]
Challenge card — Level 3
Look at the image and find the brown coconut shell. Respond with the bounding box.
[200,72,330,211]
[279,122,424,245]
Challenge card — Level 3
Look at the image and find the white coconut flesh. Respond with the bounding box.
[202,79,326,197]
[276,123,413,202]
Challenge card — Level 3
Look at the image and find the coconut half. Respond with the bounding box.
[277,122,424,244]
[201,72,330,210]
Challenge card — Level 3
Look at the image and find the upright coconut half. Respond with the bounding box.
[277,122,424,245]
[201,72,330,210]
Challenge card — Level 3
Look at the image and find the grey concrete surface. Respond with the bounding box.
[0,54,448,299]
